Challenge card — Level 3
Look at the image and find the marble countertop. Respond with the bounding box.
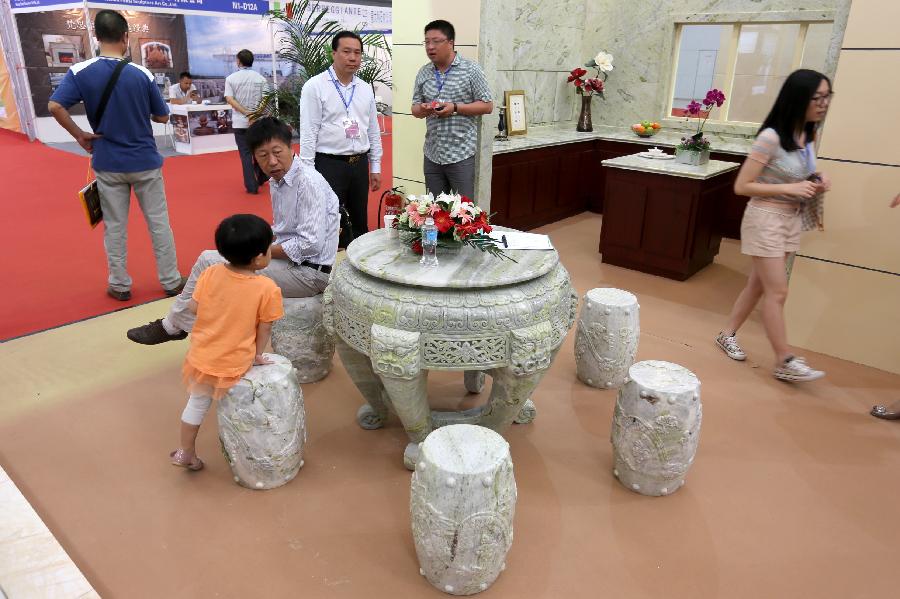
[493,123,753,156]
[601,153,740,180]
[346,228,558,289]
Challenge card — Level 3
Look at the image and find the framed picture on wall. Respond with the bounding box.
[504,90,527,136]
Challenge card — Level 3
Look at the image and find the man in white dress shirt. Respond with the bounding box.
[299,31,382,243]
[127,117,339,345]
[225,49,269,194]
[168,72,199,104]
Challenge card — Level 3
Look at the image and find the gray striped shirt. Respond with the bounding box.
[271,156,339,266]
[412,53,493,164]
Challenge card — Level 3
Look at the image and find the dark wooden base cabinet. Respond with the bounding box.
[491,140,747,239]
[599,167,730,281]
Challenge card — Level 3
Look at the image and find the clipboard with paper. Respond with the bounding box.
[488,230,554,250]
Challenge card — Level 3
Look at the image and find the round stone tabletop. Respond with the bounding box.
[345,227,559,289]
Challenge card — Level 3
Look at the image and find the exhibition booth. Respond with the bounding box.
[0,0,392,143]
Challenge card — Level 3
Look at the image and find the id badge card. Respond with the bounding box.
[342,118,360,139]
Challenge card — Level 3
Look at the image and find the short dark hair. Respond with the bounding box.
[214,214,274,267]
[246,117,292,154]
[332,30,363,52]
[424,20,455,42]
[94,10,128,44]
[237,49,254,67]
[759,69,832,152]
[179,71,192,80]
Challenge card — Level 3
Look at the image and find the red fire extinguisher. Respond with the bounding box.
[379,186,404,227]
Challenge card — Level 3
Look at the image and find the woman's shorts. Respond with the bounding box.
[740,203,802,257]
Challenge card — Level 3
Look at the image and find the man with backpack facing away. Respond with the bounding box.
[48,9,183,301]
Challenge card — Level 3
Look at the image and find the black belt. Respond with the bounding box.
[299,260,332,274]
[316,152,368,164]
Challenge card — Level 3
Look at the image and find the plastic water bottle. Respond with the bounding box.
[420,217,439,267]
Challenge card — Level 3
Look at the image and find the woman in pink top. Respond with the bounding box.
[716,70,833,383]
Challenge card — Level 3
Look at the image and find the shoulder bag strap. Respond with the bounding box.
[92,58,130,133]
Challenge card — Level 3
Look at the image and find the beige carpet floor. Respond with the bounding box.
[1,212,898,598]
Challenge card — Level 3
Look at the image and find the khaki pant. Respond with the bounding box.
[94,168,181,292]
[167,250,330,333]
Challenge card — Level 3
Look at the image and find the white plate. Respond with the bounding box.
[638,152,674,160]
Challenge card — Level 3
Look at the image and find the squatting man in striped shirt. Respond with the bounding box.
[412,19,494,198]
[127,118,339,345]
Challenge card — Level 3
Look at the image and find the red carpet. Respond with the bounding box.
[0,120,392,341]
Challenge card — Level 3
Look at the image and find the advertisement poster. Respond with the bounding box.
[188,108,230,135]
[16,9,189,117]
[171,112,189,142]
[0,49,22,132]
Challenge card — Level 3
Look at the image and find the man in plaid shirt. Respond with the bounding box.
[412,20,493,198]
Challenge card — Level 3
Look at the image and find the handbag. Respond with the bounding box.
[78,58,130,228]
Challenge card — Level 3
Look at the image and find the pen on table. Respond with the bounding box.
[501,235,508,248]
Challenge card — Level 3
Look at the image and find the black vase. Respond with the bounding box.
[576,95,593,132]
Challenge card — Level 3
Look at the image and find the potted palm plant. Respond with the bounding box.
[251,0,392,128]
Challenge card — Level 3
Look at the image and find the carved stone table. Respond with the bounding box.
[324,228,577,469]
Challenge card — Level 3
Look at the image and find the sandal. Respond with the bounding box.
[170,449,204,471]
[871,405,900,421]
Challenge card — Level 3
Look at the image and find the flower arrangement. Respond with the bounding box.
[396,192,512,260]
[567,50,614,97]
[677,88,726,151]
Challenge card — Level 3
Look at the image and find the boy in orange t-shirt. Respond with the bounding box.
[171,214,284,471]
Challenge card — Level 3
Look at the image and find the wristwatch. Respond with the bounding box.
[452,102,459,116]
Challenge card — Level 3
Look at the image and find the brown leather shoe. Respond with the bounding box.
[107,287,131,301]
[127,319,187,345]
[163,276,188,297]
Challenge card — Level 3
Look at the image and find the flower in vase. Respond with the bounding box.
[593,51,614,73]
[475,212,492,233]
[432,209,454,233]
[704,88,725,107]
[585,78,604,93]
[427,202,442,217]
[450,202,475,224]
[567,67,587,82]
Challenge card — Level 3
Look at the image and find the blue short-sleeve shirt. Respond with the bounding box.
[51,57,168,173]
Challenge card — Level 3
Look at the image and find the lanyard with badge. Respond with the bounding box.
[433,64,453,104]
[328,67,360,139]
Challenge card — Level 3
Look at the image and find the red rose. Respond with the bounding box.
[574,79,584,88]
[432,210,454,233]
[411,240,423,254]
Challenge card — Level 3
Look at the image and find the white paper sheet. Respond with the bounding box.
[488,231,554,250]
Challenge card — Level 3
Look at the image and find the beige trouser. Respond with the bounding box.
[94,168,181,292]
[167,250,330,333]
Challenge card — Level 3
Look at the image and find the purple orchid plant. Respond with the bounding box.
[678,88,726,152]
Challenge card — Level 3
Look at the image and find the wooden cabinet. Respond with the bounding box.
[599,166,730,280]
[490,140,748,239]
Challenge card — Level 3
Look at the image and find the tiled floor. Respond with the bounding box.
[0,466,98,598]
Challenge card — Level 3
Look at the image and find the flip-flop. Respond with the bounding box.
[870,405,900,421]
[170,449,204,471]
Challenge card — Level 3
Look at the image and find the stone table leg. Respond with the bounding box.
[478,322,556,432]
[370,324,433,470]
[335,338,390,430]
[464,370,485,393]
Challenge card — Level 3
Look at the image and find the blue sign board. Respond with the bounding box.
[11,0,269,16]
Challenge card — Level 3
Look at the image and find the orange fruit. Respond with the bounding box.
[652,122,660,129]
[636,125,646,133]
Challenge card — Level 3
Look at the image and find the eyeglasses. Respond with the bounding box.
[423,38,449,47]
[811,92,834,105]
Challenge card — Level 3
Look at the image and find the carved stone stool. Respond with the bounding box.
[411,424,516,595]
[271,295,335,383]
[611,360,701,496]
[575,288,640,390]
[217,354,307,490]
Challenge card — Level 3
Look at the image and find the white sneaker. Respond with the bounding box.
[773,356,825,382]
[716,332,746,361]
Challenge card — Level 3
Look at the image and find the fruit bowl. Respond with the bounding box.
[632,120,661,137]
